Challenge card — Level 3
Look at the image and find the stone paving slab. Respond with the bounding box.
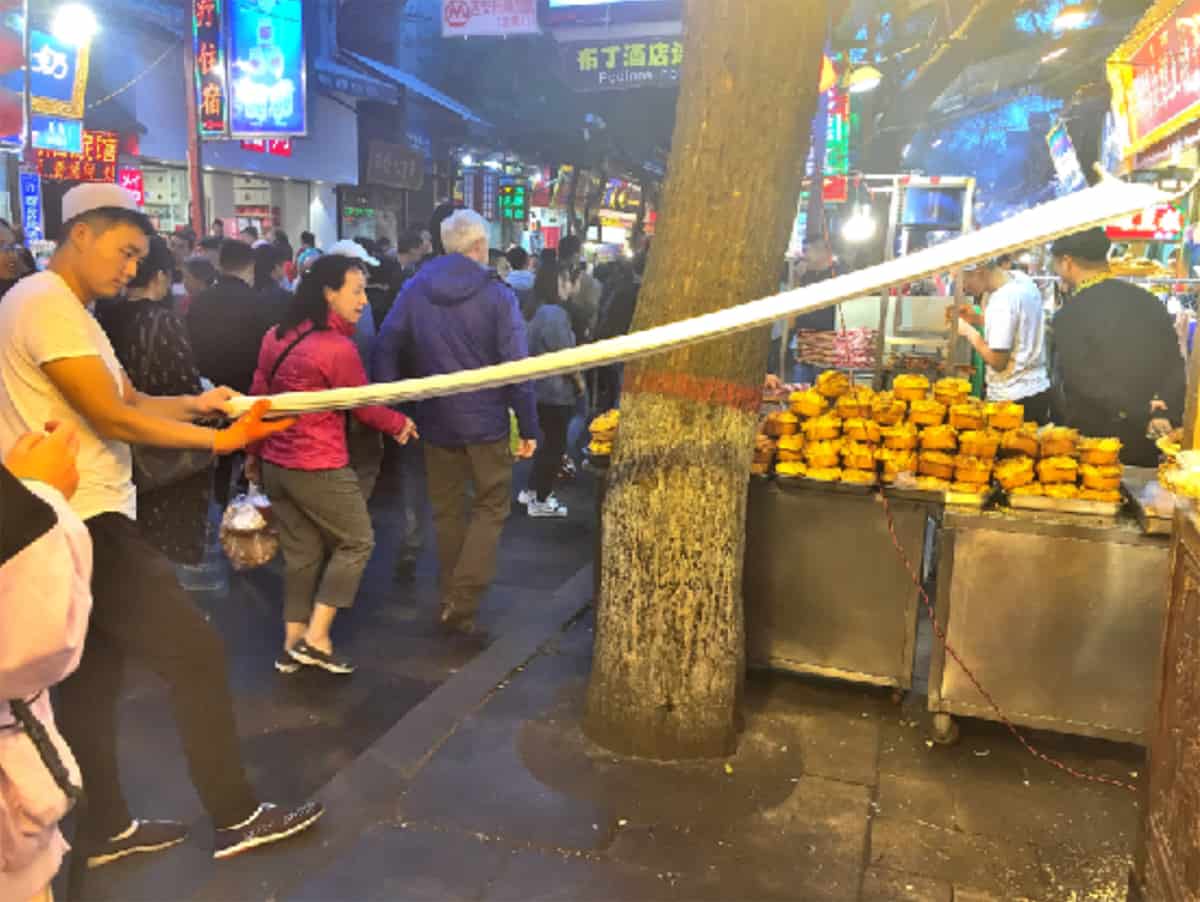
[860,866,953,902]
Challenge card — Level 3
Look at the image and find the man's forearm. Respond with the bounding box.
[132,392,200,422]
[103,404,218,450]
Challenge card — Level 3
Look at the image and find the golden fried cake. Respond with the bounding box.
[1040,427,1080,458]
[893,373,930,402]
[1009,483,1044,497]
[844,418,882,443]
[1079,437,1122,467]
[952,456,993,485]
[994,456,1035,490]
[1079,488,1122,503]
[816,370,851,399]
[871,392,907,426]
[915,476,951,492]
[908,399,947,428]
[764,411,800,437]
[806,466,842,482]
[934,377,972,407]
[1080,463,1123,493]
[803,414,843,442]
[1037,456,1079,484]
[775,460,808,478]
[957,429,1001,460]
[919,424,958,451]
[841,441,878,471]
[841,468,877,486]
[1043,483,1080,500]
[1000,426,1040,459]
[804,440,843,469]
[789,389,827,419]
[949,401,986,431]
[986,401,1024,431]
[918,451,955,480]
[882,422,919,451]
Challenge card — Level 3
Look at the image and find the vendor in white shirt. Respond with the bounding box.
[955,259,1053,424]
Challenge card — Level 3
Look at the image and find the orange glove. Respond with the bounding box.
[212,400,296,455]
[4,422,81,499]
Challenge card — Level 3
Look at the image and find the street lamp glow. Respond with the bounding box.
[52,3,98,47]
[1053,3,1092,31]
[842,206,877,243]
[1041,46,1068,63]
[461,154,474,167]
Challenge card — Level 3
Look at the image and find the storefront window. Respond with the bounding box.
[142,167,190,234]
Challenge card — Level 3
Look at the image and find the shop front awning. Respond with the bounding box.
[343,51,491,128]
[312,54,399,104]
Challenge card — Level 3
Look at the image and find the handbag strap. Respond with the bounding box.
[267,327,316,390]
[7,697,83,803]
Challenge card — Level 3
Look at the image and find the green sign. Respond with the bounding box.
[499,183,528,221]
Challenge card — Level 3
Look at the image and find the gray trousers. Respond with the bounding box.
[424,439,513,616]
[262,462,375,623]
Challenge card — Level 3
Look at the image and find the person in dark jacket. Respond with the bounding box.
[187,239,276,394]
[97,236,212,566]
[517,257,584,518]
[1050,227,1186,466]
[254,242,294,326]
[374,209,538,635]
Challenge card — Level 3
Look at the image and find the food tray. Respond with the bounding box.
[775,475,876,496]
[1004,492,1123,518]
[944,486,997,509]
[1124,469,1174,535]
[882,485,946,506]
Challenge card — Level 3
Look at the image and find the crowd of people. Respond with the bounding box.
[0,185,645,898]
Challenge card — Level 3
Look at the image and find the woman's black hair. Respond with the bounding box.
[276,253,365,338]
[254,243,287,291]
[429,202,457,256]
[531,253,562,319]
[127,234,175,291]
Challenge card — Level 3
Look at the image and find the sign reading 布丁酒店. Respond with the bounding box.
[442,0,539,38]
[227,0,306,136]
[559,37,683,92]
[1107,0,1200,159]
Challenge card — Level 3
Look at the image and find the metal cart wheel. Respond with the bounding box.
[931,712,960,746]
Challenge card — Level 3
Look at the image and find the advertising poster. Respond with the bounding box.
[19,172,42,241]
[442,0,539,38]
[227,0,306,136]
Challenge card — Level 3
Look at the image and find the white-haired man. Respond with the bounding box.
[374,209,538,634]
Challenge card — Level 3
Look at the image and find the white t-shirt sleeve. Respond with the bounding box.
[984,286,1018,352]
[21,290,104,366]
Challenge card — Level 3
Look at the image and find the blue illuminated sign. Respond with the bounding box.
[31,116,81,153]
[0,28,89,119]
[20,172,43,242]
[226,0,306,137]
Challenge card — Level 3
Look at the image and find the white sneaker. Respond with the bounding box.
[517,489,536,506]
[527,497,569,518]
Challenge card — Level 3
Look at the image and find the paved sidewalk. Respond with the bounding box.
[70,460,597,902]
[272,611,1141,901]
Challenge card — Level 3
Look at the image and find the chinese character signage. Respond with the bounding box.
[365,141,424,191]
[1108,0,1200,159]
[442,0,539,38]
[19,172,42,242]
[118,167,145,206]
[28,30,89,118]
[227,0,306,137]
[499,183,527,221]
[559,36,683,92]
[241,138,293,156]
[1106,201,1186,241]
[192,0,228,137]
[31,116,82,154]
[37,129,118,183]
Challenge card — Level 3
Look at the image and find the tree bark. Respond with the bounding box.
[584,0,828,760]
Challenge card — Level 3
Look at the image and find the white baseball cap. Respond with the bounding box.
[62,183,141,223]
[328,239,379,267]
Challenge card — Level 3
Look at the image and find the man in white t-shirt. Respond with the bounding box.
[957,260,1053,423]
[0,183,324,869]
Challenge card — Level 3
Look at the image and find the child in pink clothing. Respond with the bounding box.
[0,426,92,902]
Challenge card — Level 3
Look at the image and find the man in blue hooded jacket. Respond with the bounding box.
[374,209,538,633]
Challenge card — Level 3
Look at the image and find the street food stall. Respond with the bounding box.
[727,370,1172,746]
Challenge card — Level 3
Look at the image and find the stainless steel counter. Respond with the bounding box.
[744,480,931,688]
[928,507,1170,744]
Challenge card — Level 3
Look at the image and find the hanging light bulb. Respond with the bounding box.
[843,204,877,243]
[1053,3,1094,31]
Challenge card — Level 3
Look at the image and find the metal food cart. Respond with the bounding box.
[927,506,1170,744]
[743,479,932,689]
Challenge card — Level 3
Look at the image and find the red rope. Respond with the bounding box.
[879,492,1137,793]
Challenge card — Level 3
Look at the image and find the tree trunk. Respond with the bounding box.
[584,0,828,760]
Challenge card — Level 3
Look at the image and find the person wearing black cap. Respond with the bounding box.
[1049,226,1186,466]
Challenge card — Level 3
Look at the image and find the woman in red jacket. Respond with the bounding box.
[247,255,417,676]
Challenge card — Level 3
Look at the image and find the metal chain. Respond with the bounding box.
[879,492,1138,793]
[86,41,181,111]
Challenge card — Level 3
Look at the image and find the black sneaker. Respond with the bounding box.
[275,652,300,675]
[213,801,324,861]
[86,819,188,869]
[288,640,355,675]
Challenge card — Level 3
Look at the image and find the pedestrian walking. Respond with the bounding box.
[0,183,321,868]
[247,254,417,675]
[96,236,212,566]
[374,209,538,634]
[518,256,585,518]
[0,423,89,902]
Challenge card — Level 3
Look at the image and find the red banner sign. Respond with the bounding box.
[37,129,118,182]
[1110,0,1200,156]
[240,138,292,156]
[118,167,144,206]
[1105,202,1185,241]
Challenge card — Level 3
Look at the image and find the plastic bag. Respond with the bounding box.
[219,483,279,571]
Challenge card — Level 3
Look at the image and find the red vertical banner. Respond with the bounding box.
[118,167,144,206]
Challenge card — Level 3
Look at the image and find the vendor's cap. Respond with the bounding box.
[1050,227,1111,263]
[62,183,140,223]
[328,239,379,267]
